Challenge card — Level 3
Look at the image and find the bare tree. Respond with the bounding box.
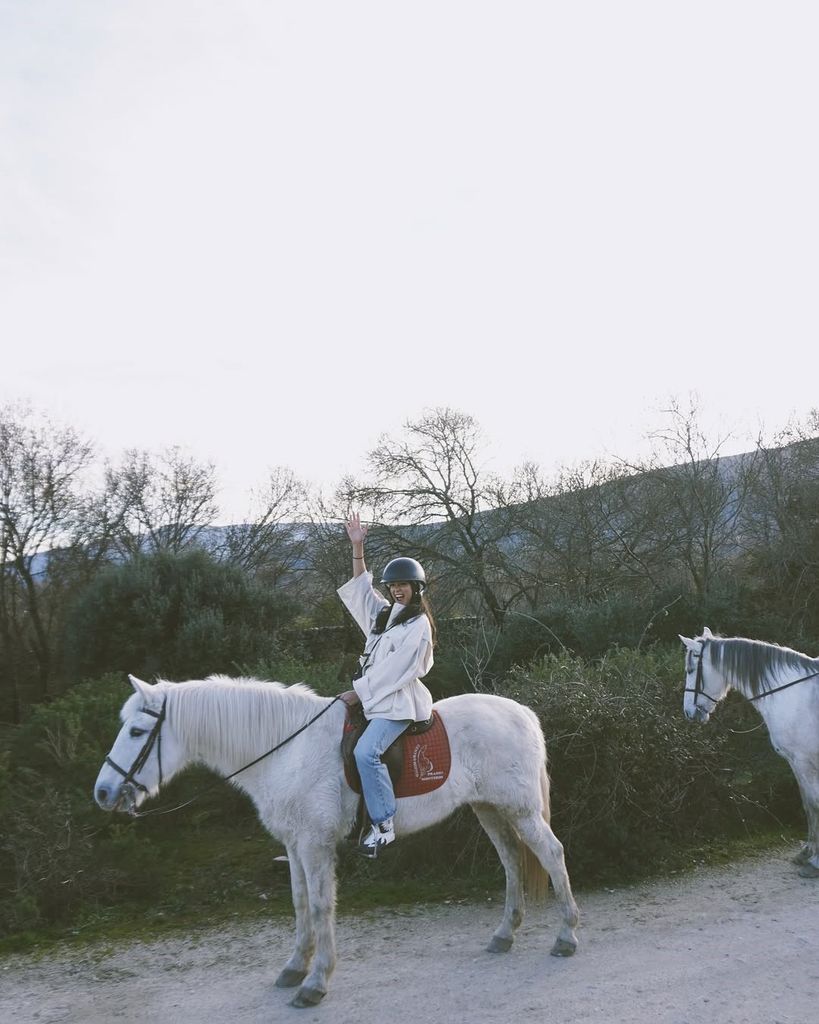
[348,408,515,625]
[743,412,819,634]
[0,404,96,707]
[508,399,765,614]
[508,460,639,605]
[216,467,309,586]
[105,446,219,557]
[293,480,367,624]
[618,397,758,602]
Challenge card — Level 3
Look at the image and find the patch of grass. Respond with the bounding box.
[0,829,802,957]
[336,872,499,914]
[642,826,804,879]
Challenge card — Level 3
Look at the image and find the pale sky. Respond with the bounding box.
[2,2,817,521]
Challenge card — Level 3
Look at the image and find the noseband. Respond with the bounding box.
[684,643,719,710]
[105,699,167,795]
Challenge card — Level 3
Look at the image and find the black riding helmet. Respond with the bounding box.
[380,557,426,591]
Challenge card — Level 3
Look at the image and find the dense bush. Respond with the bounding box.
[0,645,803,942]
[432,582,804,688]
[368,645,801,890]
[62,550,297,683]
[0,675,162,935]
[497,647,800,882]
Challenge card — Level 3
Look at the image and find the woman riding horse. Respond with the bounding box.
[339,513,437,857]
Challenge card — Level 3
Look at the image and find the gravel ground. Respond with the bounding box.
[3,844,817,1024]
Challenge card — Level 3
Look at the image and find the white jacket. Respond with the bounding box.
[337,572,434,722]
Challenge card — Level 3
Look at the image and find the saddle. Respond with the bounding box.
[339,691,451,830]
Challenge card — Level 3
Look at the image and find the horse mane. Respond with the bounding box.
[163,675,326,767]
[707,636,819,697]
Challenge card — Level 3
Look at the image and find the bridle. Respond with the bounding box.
[684,642,718,711]
[104,693,341,817]
[105,699,167,797]
[685,639,819,708]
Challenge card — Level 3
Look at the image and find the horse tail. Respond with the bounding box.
[522,760,551,903]
[540,757,551,824]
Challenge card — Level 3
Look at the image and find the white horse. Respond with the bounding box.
[94,675,579,1008]
[680,626,819,878]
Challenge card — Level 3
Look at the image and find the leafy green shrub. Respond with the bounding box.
[0,675,161,934]
[239,654,349,695]
[62,550,297,683]
[472,582,777,677]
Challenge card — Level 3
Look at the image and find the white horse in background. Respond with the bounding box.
[94,675,579,1009]
[680,627,819,878]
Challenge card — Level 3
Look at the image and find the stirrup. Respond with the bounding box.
[356,819,395,859]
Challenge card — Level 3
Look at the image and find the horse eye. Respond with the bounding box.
[130,727,146,738]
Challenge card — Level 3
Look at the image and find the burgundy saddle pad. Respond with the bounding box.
[341,702,451,797]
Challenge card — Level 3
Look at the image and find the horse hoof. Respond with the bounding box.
[550,939,577,957]
[792,846,812,866]
[797,862,819,879]
[275,968,307,988]
[291,986,326,1008]
[486,935,513,953]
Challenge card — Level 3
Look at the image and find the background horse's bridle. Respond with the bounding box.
[686,639,819,708]
[684,643,718,711]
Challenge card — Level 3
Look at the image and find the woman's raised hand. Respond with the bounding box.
[345,512,368,546]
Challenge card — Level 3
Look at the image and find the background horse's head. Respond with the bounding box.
[679,627,728,724]
[94,675,183,814]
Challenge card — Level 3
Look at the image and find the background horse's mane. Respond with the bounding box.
[707,636,819,697]
[164,675,324,765]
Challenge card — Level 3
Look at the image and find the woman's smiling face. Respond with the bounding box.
[388,581,412,605]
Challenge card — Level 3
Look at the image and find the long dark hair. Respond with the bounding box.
[372,583,437,646]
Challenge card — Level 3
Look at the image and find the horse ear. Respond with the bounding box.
[128,674,153,701]
[702,626,714,638]
[679,635,697,651]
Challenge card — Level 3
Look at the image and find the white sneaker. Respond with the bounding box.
[358,818,395,858]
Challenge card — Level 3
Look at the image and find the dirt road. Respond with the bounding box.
[3,845,817,1024]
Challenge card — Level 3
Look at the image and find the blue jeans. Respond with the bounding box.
[354,718,411,824]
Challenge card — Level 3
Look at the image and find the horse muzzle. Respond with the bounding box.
[95,780,140,815]
[685,705,711,724]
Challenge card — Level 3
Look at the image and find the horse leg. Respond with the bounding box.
[797,818,819,877]
[792,763,819,878]
[289,839,338,1008]
[790,777,813,866]
[275,846,313,989]
[509,811,579,957]
[471,803,524,953]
